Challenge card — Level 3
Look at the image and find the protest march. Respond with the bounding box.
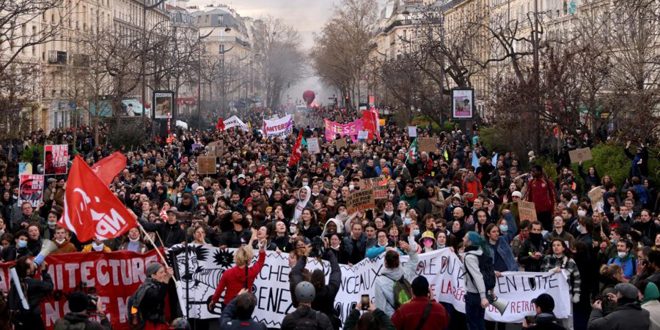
[0,104,656,330]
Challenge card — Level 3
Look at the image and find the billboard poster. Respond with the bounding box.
[44,144,68,175]
[153,91,174,119]
[19,174,44,207]
[452,88,474,119]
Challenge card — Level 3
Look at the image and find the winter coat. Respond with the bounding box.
[374,242,419,317]
[488,236,518,272]
[54,312,111,330]
[220,297,267,330]
[139,220,186,248]
[281,305,334,330]
[588,302,650,330]
[391,297,449,330]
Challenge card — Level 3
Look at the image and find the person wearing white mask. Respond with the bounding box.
[82,237,112,253]
[52,227,77,254]
[119,227,148,253]
[381,200,402,227]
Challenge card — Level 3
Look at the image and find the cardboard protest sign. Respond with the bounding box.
[518,201,537,221]
[360,177,388,200]
[44,144,68,175]
[346,189,375,213]
[307,138,321,154]
[197,156,217,175]
[568,148,592,163]
[334,138,348,149]
[418,137,438,153]
[206,141,224,157]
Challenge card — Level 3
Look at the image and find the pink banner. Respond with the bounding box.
[324,119,363,141]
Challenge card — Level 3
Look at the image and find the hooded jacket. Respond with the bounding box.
[374,240,419,317]
[463,247,487,299]
[643,283,660,330]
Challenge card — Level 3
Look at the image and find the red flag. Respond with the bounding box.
[288,130,303,167]
[361,110,380,140]
[216,118,225,130]
[59,156,137,242]
[90,152,127,185]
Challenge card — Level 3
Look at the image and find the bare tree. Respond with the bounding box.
[311,0,378,110]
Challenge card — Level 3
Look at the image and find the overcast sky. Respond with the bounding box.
[184,0,347,49]
[180,0,387,103]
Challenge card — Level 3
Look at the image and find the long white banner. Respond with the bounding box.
[168,246,570,327]
[224,115,249,131]
[262,114,293,138]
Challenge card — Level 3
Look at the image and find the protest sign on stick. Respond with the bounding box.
[346,189,375,213]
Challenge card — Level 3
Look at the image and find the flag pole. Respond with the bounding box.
[137,223,169,267]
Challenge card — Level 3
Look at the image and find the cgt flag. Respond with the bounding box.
[288,130,303,167]
[59,156,137,242]
[90,152,127,186]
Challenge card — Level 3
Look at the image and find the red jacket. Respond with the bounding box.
[211,249,266,305]
[527,177,556,212]
[462,179,482,203]
[391,297,449,330]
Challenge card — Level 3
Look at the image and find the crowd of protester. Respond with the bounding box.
[0,106,658,330]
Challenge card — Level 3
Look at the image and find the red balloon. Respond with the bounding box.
[302,90,315,106]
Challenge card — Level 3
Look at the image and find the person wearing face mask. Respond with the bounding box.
[43,212,59,240]
[51,227,77,254]
[607,239,637,280]
[81,237,112,253]
[119,227,148,253]
[419,231,437,253]
[518,221,548,272]
[381,200,402,227]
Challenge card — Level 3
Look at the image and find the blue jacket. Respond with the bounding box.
[608,254,637,280]
[489,236,519,271]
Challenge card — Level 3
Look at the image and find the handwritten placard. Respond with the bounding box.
[197,156,217,175]
[418,137,438,153]
[517,201,537,221]
[346,189,375,213]
[307,138,320,154]
[568,148,592,163]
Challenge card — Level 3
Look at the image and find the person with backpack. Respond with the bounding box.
[374,236,419,317]
[219,289,267,330]
[463,231,495,330]
[128,262,174,330]
[281,281,334,330]
[54,291,111,330]
[391,276,449,330]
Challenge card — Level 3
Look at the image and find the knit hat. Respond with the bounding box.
[614,283,639,300]
[466,231,484,246]
[295,281,316,303]
[643,282,660,304]
[68,291,89,313]
[512,191,522,198]
[411,276,430,297]
[146,262,163,277]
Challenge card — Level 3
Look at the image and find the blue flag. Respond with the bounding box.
[472,151,480,169]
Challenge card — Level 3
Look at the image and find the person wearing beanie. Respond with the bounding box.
[130,262,174,330]
[462,231,491,330]
[391,276,449,330]
[639,281,660,330]
[588,282,650,330]
[54,292,111,330]
[281,281,333,330]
